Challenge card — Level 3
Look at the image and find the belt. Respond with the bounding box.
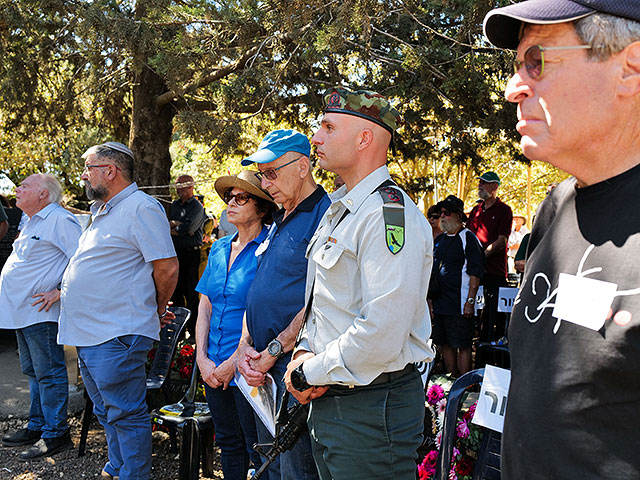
[325,364,417,396]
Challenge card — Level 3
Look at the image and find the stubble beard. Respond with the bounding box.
[85,182,109,201]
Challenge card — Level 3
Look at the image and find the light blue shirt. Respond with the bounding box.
[58,183,176,346]
[0,203,81,329]
[196,227,268,373]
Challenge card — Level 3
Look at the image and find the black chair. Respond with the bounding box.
[434,368,502,480]
[475,314,510,370]
[150,345,215,480]
[77,306,191,457]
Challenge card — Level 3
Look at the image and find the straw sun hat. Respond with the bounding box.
[214,169,276,207]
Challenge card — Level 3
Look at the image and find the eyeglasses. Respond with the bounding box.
[428,215,440,220]
[513,44,591,79]
[440,210,453,217]
[224,191,254,206]
[254,157,302,181]
[83,164,121,173]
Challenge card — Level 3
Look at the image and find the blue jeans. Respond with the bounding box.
[78,335,153,480]
[253,367,319,480]
[16,321,69,438]
[204,384,263,480]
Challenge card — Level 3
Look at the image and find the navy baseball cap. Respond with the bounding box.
[484,0,640,50]
[241,129,311,166]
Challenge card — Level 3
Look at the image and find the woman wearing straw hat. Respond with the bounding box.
[195,170,277,479]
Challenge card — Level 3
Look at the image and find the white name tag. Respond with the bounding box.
[552,273,617,332]
[497,287,519,313]
[473,365,511,433]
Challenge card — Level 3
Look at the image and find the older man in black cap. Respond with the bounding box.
[285,88,434,479]
[484,1,640,478]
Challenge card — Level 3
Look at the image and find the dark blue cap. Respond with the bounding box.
[241,129,311,166]
[484,0,640,50]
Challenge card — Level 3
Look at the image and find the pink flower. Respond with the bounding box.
[453,447,460,460]
[463,402,477,422]
[456,420,470,439]
[427,384,445,405]
[436,398,447,416]
[435,431,442,449]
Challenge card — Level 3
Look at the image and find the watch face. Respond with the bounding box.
[268,340,282,357]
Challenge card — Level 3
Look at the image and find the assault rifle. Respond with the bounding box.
[250,391,309,480]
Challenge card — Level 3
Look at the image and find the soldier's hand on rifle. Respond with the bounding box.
[284,351,328,404]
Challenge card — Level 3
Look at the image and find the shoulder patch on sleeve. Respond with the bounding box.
[377,185,405,255]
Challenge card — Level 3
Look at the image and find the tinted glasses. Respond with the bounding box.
[224,191,254,206]
[440,210,453,217]
[513,44,591,79]
[254,156,302,181]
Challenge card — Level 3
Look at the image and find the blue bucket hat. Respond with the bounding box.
[484,0,640,50]
[241,129,311,166]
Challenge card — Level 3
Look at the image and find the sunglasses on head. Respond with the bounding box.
[513,44,591,79]
[224,191,254,206]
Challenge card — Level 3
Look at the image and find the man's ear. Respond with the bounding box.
[619,41,640,97]
[357,128,374,152]
[298,155,311,178]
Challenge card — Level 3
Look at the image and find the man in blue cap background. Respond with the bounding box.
[484,1,640,478]
[237,129,330,480]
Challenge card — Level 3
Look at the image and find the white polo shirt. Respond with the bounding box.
[58,183,176,347]
[0,203,81,329]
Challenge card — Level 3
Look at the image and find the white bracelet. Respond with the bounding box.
[159,309,169,319]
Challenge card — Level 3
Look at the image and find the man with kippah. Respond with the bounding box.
[285,88,434,479]
[59,142,178,480]
[483,1,640,478]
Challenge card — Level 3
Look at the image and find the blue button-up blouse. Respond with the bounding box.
[196,226,269,369]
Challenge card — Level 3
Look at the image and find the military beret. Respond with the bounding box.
[322,87,403,134]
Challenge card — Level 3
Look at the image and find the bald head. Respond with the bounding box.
[176,175,195,202]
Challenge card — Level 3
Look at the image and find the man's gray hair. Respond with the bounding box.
[575,13,640,61]
[35,173,63,204]
[82,143,134,181]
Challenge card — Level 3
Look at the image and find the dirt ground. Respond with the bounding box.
[0,414,224,480]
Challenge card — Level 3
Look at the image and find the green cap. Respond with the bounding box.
[322,87,403,134]
[477,171,501,184]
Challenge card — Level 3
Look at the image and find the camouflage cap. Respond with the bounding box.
[322,87,403,134]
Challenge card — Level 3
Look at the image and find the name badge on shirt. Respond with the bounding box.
[551,273,617,332]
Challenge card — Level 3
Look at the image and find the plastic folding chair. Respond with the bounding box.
[150,346,214,480]
[435,368,502,480]
[77,306,191,457]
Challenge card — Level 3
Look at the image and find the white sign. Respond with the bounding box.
[475,286,484,314]
[552,273,616,332]
[472,365,511,433]
[498,287,519,313]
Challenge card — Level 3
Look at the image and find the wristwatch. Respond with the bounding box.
[466,297,475,305]
[267,339,284,359]
[290,363,312,392]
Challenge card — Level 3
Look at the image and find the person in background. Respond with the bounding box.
[430,195,484,376]
[427,203,444,247]
[59,142,178,480]
[0,174,80,459]
[507,214,529,271]
[484,1,640,477]
[195,194,216,278]
[169,175,207,337]
[196,170,277,480]
[467,172,513,341]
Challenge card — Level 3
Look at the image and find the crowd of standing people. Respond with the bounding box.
[2,1,640,479]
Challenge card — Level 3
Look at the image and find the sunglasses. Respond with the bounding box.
[513,44,591,79]
[440,210,453,217]
[428,215,440,220]
[224,191,254,206]
[254,156,302,181]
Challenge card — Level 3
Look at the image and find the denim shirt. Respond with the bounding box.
[196,226,269,371]
[246,185,331,374]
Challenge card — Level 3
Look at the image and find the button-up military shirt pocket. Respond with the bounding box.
[311,241,354,310]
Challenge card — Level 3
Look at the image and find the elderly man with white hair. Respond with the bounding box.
[0,173,81,459]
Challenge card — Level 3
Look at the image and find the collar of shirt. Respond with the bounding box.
[333,165,391,214]
[482,197,505,212]
[30,202,58,221]
[90,182,138,217]
[272,185,327,227]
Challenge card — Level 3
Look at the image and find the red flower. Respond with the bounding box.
[180,344,195,357]
[180,365,192,379]
[455,456,473,477]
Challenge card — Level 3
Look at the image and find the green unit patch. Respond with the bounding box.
[386,225,405,254]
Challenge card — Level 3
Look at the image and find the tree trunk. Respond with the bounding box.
[129,64,176,207]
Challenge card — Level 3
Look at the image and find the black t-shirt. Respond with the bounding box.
[432,228,484,316]
[504,164,640,479]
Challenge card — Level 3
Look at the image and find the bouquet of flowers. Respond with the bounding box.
[418,375,482,480]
